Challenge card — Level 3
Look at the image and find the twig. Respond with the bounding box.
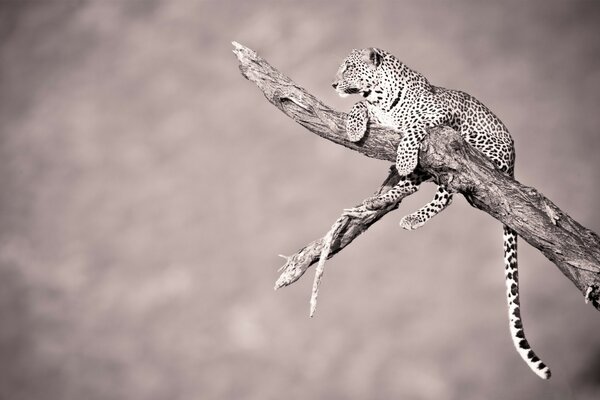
[310,215,346,317]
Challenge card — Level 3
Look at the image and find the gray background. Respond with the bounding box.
[1,1,600,399]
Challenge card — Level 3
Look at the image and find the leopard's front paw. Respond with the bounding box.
[396,154,418,176]
[399,213,425,231]
[395,142,419,176]
[346,102,368,142]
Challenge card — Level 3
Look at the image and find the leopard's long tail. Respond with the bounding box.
[503,225,551,379]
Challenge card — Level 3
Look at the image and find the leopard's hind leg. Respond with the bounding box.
[399,185,453,230]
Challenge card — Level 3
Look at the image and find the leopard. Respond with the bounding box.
[332,47,551,379]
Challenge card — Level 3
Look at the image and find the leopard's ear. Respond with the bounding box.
[366,48,383,67]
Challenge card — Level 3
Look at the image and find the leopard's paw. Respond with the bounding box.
[346,102,368,142]
[399,213,425,231]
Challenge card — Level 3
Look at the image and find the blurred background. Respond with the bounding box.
[1,1,599,399]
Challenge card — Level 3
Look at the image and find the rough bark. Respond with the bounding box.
[232,42,600,309]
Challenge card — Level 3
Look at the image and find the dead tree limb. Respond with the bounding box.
[232,42,600,310]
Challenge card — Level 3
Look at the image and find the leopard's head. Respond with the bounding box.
[332,48,384,98]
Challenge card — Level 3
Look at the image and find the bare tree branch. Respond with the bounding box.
[232,42,600,310]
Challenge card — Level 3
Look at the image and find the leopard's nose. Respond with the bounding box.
[331,82,338,89]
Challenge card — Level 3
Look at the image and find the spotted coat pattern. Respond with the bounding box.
[332,48,550,379]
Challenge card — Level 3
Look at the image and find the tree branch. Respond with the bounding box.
[232,42,600,310]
